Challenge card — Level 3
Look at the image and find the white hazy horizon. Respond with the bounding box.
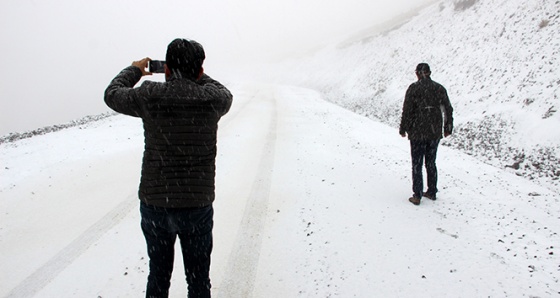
[0,0,434,135]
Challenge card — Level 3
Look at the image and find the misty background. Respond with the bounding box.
[0,0,434,135]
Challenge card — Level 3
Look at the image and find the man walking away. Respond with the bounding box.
[399,63,453,206]
[104,38,233,297]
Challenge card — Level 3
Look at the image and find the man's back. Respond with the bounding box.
[105,67,233,208]
[400,78,452,140]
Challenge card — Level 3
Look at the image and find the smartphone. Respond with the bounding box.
[149,60,165,73]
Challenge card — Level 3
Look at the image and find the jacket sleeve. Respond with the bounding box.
[197,74,233,117]
[440,87,454,135]
[399,85,414,135]
[104,66,144,117]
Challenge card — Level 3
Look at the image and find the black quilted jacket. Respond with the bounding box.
[105,66,233,208]
[399,78,453,140]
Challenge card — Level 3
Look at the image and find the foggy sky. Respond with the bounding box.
[0,0,432,135]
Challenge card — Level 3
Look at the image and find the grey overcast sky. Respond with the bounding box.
[0,0,433,135]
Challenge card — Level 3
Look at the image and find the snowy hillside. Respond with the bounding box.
[270,0,560,191]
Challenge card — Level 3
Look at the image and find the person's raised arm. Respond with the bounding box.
[104,57,153,117]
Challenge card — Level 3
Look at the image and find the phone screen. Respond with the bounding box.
[149,60,165,73]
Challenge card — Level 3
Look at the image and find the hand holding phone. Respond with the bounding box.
[131,57,152,76]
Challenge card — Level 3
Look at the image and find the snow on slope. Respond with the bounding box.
[270,0,560,191]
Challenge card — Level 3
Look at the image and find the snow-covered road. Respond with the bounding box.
[1,84,558,297]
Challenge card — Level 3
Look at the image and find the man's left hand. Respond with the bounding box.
[132,57,152,76]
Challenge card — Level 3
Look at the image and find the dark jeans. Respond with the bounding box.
[410,139,440,198]
[140,202,213,298]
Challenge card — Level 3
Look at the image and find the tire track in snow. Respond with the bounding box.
[219,88,278,297]
[5,195,136,298]
[218,90,255,130]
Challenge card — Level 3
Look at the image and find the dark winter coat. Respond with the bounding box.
[104,66,233,208]
[399,77,453,140]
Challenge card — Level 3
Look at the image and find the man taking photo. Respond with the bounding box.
[105,38,233,297]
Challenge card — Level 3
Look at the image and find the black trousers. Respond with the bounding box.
[410,139,440,198]
[140,202,213,298]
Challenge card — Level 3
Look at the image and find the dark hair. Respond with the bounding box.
[165,38,205,80]
[415,63,431,73]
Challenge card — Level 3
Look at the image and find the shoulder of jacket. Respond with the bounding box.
[139,79,169,90]
[430,80,446,89]
[140,79,159,86]
[407,81,419,92]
